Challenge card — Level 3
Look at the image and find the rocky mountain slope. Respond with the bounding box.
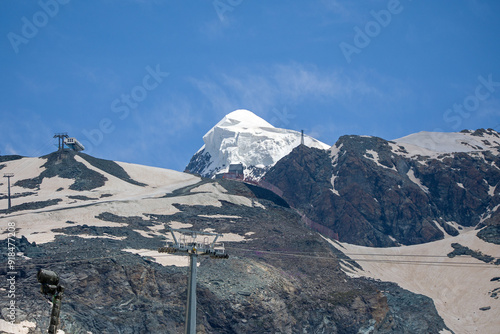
[183,110,500,333]
[258,128,500,333]
[264,128,500,248]
[0,151,450,333]
[185,109,329,180]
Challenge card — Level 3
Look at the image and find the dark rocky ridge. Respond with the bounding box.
[0,191,36,200]
[477,225,500,244]
[0,155,24,163]
[447,242,499,264]
[0,179,450,333]
[0,198,62,214]
[14,151,108,191]
[185,149,212,176]
[264,131,500,247]
[13,150,145,191]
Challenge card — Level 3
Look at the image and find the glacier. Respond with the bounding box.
[186,109,330,179]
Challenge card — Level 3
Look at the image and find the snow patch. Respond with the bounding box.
[74,234,126,241]
[364,149,396,171]
[433,220,450,237]
[190,182,227,193]
[488,184,497,197]
[2,157,46,185]
[39,176,74,193]
[198,214,241,219]
[0,320,36,334]
[330,174,340,196]
[122,248,192,267]
[202,228,247,242]
[389,141,435,160]
[388,235,398,243]
[133,229,155,238]
[406,168,429,193]
[116,160,196,190]
[329,143,343,164]
[168,221,193,229]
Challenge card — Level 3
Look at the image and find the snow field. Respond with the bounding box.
[0,319,36,334]
[393,130,500,156]
[327,230,500,334]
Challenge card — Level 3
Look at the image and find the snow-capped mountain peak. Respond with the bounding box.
[186,109,330,179]
[212,109,274,129]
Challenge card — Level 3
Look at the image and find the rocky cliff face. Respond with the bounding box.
[264,129,500,247]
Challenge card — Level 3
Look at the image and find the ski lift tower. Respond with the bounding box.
[159,228,228,334]
[3,173,14,211]
[53,133,69,151]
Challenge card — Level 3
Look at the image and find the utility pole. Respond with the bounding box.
[37,269,64,334]
[3,173,14,211]
[159,228,228,334]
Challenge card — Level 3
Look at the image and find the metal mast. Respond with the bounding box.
[159,228,228,334]
[53,133,68,151]
[186,251,197,332]
[3,173,14,211]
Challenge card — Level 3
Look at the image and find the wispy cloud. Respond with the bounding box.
[187,62,416,145]
[189,62,396,120]
[135,97,203,138]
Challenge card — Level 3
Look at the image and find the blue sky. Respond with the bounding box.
[1,0,500,171]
